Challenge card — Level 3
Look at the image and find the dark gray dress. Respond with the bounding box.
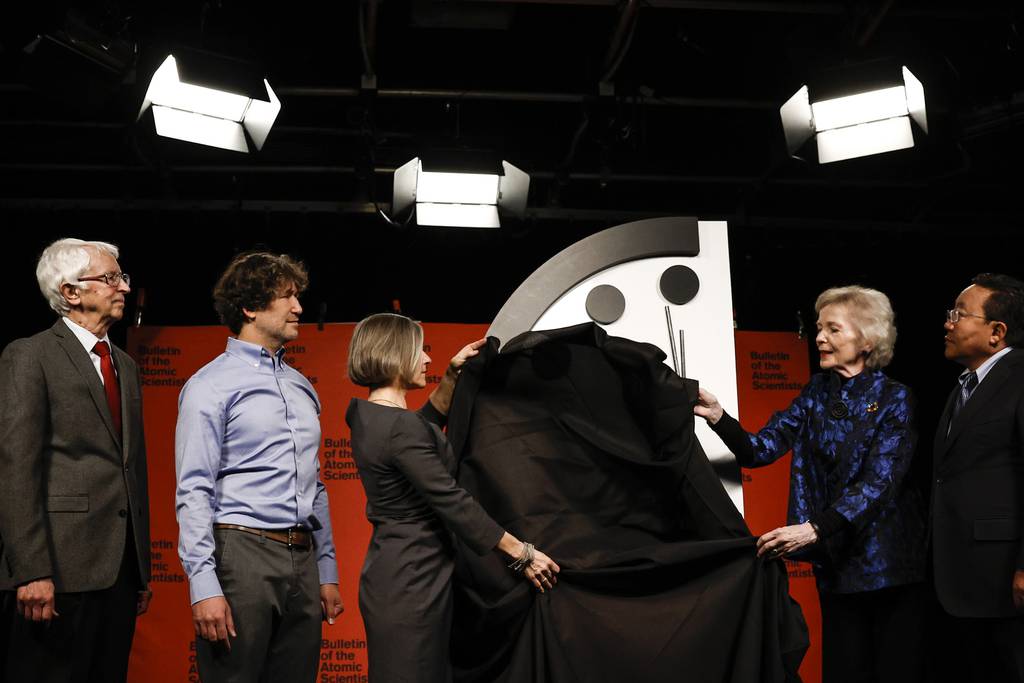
[345,398,504,683]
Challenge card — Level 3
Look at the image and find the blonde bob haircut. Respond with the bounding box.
[815,285,897,369]
[348,313,424,388]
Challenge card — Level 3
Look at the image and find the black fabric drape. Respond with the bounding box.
[446,323,808,683]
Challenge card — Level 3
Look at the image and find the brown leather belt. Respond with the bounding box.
[213,523,311,549]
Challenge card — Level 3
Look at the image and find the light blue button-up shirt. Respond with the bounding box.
[175,337,338,604]
[962,345,1014,386]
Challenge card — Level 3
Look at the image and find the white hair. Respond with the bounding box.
[36,238,120,315]
[815,285,897,369]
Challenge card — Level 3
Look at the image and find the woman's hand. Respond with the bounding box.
[449,338,487,373]
[497,534,561,593]
[523,548,561,594]
[693,387,724,425]
[756,522,819,559]
[428,338,487,415]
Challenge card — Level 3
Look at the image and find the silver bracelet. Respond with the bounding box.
[507,542,535,573]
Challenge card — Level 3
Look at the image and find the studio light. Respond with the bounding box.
[21,9,137,114]
[137,49,280,153]
[392,157,530,228]
[780,63,928,164]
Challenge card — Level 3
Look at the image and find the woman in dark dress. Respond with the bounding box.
[345,313,560,683]
[694,286,927,683]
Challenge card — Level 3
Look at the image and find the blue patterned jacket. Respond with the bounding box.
[713,369,926,594]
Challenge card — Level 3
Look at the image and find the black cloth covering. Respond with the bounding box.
[446,324,808,683]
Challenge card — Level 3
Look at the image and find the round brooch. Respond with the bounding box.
[829,401,849,419]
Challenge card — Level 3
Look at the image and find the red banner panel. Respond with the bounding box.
[126,325,814,682]
[126,323,487,683]
[734,331,818,683]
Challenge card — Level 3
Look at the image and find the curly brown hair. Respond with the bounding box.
[213,252,309,334]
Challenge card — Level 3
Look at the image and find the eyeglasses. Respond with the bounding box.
[946,309,987,324]
[78,272,130,288]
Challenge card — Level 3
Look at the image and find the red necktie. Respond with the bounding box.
[93,341,122,436]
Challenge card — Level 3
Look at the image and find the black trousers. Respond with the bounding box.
[195,527,322,683]
[818,582,927,683]
[928,593,1024,683]
[1,533,141,683]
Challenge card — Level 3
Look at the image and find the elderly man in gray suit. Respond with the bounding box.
[0,238,151,683]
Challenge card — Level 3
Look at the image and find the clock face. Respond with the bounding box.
[489,218,743,512]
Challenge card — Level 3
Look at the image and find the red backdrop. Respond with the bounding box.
[125,325,815,683]
[734,331,817,683]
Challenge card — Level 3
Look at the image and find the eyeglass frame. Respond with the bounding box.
[77,272,131,288]
[945,308,989,324]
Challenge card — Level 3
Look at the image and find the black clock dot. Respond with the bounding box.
[660,265,700,305]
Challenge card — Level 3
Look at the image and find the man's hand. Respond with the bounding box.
[192,596,236,649]
[16,578,57,622]
[1013,570,1024,611]
[320,583,344,625]
[137,589,153,615]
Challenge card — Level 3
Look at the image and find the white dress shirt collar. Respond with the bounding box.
[961,345,1014,386]
[62,316,113,382]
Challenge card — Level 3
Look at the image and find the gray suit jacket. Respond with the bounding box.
[0,319,150,593]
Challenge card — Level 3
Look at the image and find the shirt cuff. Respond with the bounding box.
[709,412,756,463]
[188,569,224,605]
[419,399,447,428]
[808,508,850,539]
[318,557,339,585]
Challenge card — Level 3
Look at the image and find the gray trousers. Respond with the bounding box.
[196,528,322,683]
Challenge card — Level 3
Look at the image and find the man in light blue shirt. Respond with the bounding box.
[175,251,342,683]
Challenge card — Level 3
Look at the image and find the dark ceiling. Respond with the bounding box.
[1,1,1023,440]
[2,1,1022,222]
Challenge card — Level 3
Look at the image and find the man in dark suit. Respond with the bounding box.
[0,238,151,682]
[931,272,1024,682]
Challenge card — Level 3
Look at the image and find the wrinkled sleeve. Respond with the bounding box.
[175,375,226,604]
[825,386,917,533]
[711,384,815,469]
[312,462,339,585]
[418,399,447,429]
[0,341,54,586]
[1017,389,1024,570]
[389,412,504,555]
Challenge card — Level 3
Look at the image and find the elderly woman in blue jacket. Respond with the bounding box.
[695,285,926,683]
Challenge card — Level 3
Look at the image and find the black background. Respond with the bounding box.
[3,1,1024,479]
